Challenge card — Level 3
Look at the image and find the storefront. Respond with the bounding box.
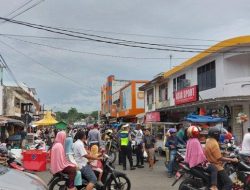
[157,96,250,143]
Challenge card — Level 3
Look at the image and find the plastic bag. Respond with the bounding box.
[143,150,148,158]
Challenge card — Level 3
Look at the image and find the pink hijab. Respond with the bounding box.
[50,131,75,174]
[185,138,207,168]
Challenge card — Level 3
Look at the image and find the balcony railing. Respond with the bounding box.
[155,100,170,109]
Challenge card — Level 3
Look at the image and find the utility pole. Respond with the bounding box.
[0,53,6,86]
[169,54,172,70]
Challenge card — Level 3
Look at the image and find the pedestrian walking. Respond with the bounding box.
[119,124,136,171]
[135,124,144,168]
[143,128,156,170]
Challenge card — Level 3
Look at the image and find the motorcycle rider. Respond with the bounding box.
[185,125,218,190]
[73,131,102,190]
[51,131,77,190]
[204,127,238,190]
[165,128,178,178]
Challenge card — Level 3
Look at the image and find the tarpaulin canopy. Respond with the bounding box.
[55,121,67,130]
[33,111,58,126]
[0,117,24,127]
[185,114,226,123]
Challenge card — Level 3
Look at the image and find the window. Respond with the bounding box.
[197,61,216,91]
[173,74,186,92]
[147,88,154,105]
[14,98,20,108]
[159,83,168,102]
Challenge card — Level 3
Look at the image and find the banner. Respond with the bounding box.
[174,85,198,105]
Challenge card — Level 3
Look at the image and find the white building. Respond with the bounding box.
[140,36,250,141]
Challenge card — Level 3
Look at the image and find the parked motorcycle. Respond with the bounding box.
[48,154,131,190]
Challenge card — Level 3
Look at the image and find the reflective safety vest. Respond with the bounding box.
[120,131,129,146]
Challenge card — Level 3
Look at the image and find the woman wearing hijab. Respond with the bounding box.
[51,131,77,190]
[185,125,218,190]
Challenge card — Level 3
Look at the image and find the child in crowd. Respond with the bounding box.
[89,145,103,183]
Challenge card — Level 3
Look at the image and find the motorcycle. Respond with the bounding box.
[48,154,131,190]
[105,138,118,164]
[172,153,250,190]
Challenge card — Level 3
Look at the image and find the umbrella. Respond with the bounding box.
[33,111,58,126]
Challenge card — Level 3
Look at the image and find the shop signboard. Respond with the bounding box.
[174,85,198,105]
[145,111,160,123]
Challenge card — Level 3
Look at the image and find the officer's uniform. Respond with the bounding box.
[119,129,134,170]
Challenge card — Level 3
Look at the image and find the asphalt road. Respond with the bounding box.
[36,155,180,190]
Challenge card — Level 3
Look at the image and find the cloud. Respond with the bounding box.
[0,0,250,112]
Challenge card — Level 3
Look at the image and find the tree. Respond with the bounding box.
[90,111,98,120]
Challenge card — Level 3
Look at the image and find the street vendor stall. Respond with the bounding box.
[0,116,25,145]
[33,111,58,126]
[55,121,67,130]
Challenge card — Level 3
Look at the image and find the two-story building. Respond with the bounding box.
[0,85,40,122]
[140,35,250,141]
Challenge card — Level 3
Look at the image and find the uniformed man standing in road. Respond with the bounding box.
[119,124,136,171]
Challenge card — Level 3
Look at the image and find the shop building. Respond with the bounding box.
[140,36,250,142]
[100,75,147,123]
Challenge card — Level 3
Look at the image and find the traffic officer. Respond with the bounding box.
[119,124,136,170]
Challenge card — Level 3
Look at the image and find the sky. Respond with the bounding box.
[0,0,250,112]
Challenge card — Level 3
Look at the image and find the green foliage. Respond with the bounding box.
[55,108,98,124]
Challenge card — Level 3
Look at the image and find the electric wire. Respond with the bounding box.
[0,17,219,53]
[0,17,248,54]
[0,39,99,92]
[2,35,190,60]
[0,54,21,87]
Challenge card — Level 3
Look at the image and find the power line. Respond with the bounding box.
[0,54,20,87]
[0,17,213,53]
[55,26,220,42]
[0,39,98,92]
[0,17,248,54]
[6,0,45,21]
[4,0,35,17]
[2,35,191,60]
[0,33,230,47]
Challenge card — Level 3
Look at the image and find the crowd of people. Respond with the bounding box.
[46,121,250,190]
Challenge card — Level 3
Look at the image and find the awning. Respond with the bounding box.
[157,96,250,112]
[185,114,226,123]
[0,116,24,127]
[33,111,58,126]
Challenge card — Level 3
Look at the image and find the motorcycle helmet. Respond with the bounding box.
[169,128,177,134]
[187,125,200,138]
[106,129,113,136]
[208,127,221,141]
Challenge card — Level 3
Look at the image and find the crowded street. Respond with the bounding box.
[37,156,179,190]
[1,1,250,190]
